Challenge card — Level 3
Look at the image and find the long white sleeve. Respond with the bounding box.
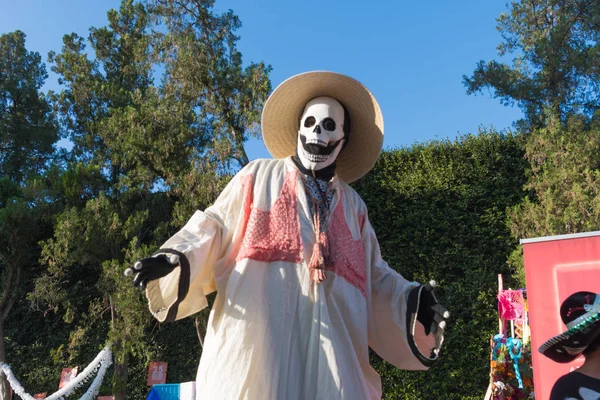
[363,211,429,371]
[145,166,251,322]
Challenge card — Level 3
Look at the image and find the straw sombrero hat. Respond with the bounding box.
[538,291,600,363]
[261,71,384,183]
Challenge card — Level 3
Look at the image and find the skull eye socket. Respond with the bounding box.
[304,116,316,128]
[322,118,336,131]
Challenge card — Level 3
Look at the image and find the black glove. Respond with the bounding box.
[416,280,450,339]
[406,280,450,366]
[124,253,180,289]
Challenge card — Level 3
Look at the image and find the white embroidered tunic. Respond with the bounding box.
[145,157,429,400]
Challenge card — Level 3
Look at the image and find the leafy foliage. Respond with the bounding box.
[147,0,272,169]
[464,0,600,126]
[0,30,60,400]
[0,31,59,184]
[13,0,270,398]
[508,112,600,281]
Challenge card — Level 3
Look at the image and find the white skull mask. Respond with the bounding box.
[297,96,346,171]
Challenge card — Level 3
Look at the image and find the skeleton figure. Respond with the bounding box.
[125,72,449,400]
[296,96,347,171]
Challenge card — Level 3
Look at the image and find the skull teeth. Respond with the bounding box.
[302,149,328,162]
[305,140,327,146]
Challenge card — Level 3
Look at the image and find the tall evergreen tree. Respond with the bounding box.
[0,31,59,184]
[463,0,600,126]
[508,113,600,281]
[0,31,59,400]
[464,1,600,283]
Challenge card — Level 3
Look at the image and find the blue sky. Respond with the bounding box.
[0,0,522,161]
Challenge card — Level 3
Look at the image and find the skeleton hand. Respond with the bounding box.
[417,280,450,346]
[124,253,180,289]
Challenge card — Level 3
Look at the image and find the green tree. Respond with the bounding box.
[508,113,600,281]
[28,0,270,397]
[147,0,272,169]
[0,31,59,184]
[0,31,59,400]
[463,0,600,126]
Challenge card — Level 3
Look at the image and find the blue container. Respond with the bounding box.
[151,384,180,400]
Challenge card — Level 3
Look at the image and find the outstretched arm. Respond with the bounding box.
[363,207,449,369]
[124,164,254,322]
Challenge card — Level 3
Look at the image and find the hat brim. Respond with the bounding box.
[538,313,600,363]
[261,71,384,183]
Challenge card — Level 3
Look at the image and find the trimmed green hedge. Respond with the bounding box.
[353,130,527,399]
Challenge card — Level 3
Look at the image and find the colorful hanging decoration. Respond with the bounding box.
[498,289,525,321]
[490,333,534,399]
[485,276,534,400]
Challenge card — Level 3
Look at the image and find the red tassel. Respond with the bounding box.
[308,198,331,284]
[312,268,327,283]
[309,241,322,269]
[309,233,329,283]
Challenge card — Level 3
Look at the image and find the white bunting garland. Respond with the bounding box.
[0,344,112,400]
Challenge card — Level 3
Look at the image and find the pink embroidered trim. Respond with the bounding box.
[327,200,367,296]
[237,170,303,263]
[236,169,366,295]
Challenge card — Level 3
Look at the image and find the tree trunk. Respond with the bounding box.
[0,322,10,400]
[110,296,128,400]
[113,340,129,400]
